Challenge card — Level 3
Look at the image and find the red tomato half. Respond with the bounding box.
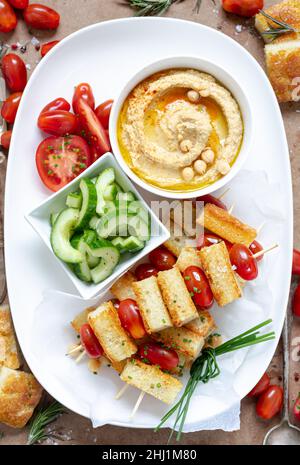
[36,135,92,191]
[293,394,300,422]
[249,240,264,262]
[0,0,17,33]
[0,130,12,150]
[23,4,60,29]
[72,83,95,115]
[1,91,22,124]
[77,98,111,160]
[292,284,300,318]
[118,299,146,339]
[135,263,158,281]
[7,0,28,8]
[256,385,283,420]
[95,99,113,130]
[41,40,60,57]
[222,0,263,17]
[247,372,270,397]
[195,194,227,210]
[41,97,70,114]
[197,232,232,252]
[38,110,77,136]
[80,324,103,359]
[1,53,27,92]
[230,244,258,280]
[138,342,179,372]
[149,246,176,271]
[292,249,300,275]
[183,266,214,308]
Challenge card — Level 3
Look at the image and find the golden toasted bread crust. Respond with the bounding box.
[185,310,216,338]
[152,326,204,359]
[71,307,95,334]
[176,247,202,272]
[110,271,137,301]
[255,0,300,44]
[0,305,20,370]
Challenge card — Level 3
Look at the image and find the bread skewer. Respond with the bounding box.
[130,391,145,419]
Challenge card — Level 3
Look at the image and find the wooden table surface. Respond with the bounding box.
[0,0,299,446]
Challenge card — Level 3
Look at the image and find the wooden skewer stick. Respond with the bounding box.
[130,391,145,419]
[217,187,230,201]
[228,203,235,215]
[115,384,129,400]
[253,244,279,260]
[67,344,83,355]
[257,222,266,235]
[75,350,86,364]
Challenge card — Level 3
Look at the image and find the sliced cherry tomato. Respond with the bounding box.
[195,194,227,210]
[1,91,22,124]
[38,110,77,136]
[197,232,232,252]
[292,284,300,318]
[77,98,110,160]
[292,249,300,275]
[80,323,103,359]
[293,394,300,422]
[138,342,179,372]
[7,0,28,8]
[0,130,12,150]
[118,299,146,339]
[247,372,270,397]
[1,53,27,92]
[149,246,176,271]
[95,99,113,130]
[249,240,264,262]
[135,263,158,281]
[222,0,263,17]
[229,244,258,280]
[256,385,283,420]
[41,40,60,57]
[183,265,214,309]
[23,4,60,29]
[41,97,70,114]
[72,83,95,115]
[0,0,17,33]
[36,135,92,192]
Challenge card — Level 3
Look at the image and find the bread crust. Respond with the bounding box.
[110,271,137,301]
[0,305,20,369]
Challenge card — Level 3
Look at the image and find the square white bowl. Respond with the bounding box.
[26,152,170,299]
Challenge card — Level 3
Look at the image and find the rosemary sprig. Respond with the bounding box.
[27,401,64,445]
[259,10,298,40]
[126,0,202,16]
[155,319,275,442]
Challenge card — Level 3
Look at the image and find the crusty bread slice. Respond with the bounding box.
[164,219,189,257]
[255,0,300,44]
[185,310,216,338]
[152,326,204,359]
[110,271,137,301]
[0,305,20,370]
[176,247,202,272]
[71,306,95,334]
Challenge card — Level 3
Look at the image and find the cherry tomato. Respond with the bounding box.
[183,266,214,308]
[1,91,22,124]
[1,53,27,92]
[249,240,264,262]
[36,135,92,192]
[23,4,60,30]
[72,83,95,115]
[197,232,232,252]
[95,99,113,130]
[293,394,300,422]
[80,323,103,359]
[111,299,120,310]
[38,110,77,136]
[149,246,176,271]
[41,97,70,114]
[292,249,300,275]
[135,263,158,281]
[195,194,227,210]
[138,342,179,372]
[222,0,263,17]
[77,98,111,160]
[41,40,60,57]
[256,385,283,420]
[229,244,258,280]
[7,0,28,8]
[0,130,12,150]
[118,299,146,339]
[292,284,300,318]
[0,0,17,33]
[247,372,270,397]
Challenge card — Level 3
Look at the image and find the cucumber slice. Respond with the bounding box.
[76,178,97,230]
[103,201,117,215]
[96,210,130,238]
[123,236,145,253]
[95,168,115,215]
[84,236,120,284]
[117,191,136,203]
[111,237,127,253]
[66,192,82,209]
[103,183,119,201]
[127,201,150,223]
[50,212,59,227]
[50,208,83,264]
[70,231,100,281]
[128,215,150,241]
[89,215,100,230]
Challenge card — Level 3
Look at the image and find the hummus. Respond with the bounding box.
[118,69,243,191]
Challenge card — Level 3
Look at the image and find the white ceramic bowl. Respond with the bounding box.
[110,56,253,199]
[26,153,170,299]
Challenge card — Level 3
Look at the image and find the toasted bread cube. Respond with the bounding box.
[255,0,300,44]
[88,302,137,363]
[152,327,204,359]
[71,306,95,334]
[200,203,257,247]
[185,310,216,338]
[132,276,172,333]
[0,305,20,369]
[110,271,137,301]
[120,359,182,404]
[164,220,189,257]
[176,247,202,272]
[199,241,242,307]
[0,367,42,428]
[204,333,223,349]
[157,267,198,327]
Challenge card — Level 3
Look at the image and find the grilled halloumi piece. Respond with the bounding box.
[176,247,202,272]
[0,366,42,428]
[199,241,242,307]
[152,326,204,359]
[185,310,216,338]
[88,302,137,363]
[132,276,172,333]
[199,203,257,247]
[0,305,20,369]
[157,267,198,327]
[71,306,95,333]
[120,359,182,404]
[110,271,137,301]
